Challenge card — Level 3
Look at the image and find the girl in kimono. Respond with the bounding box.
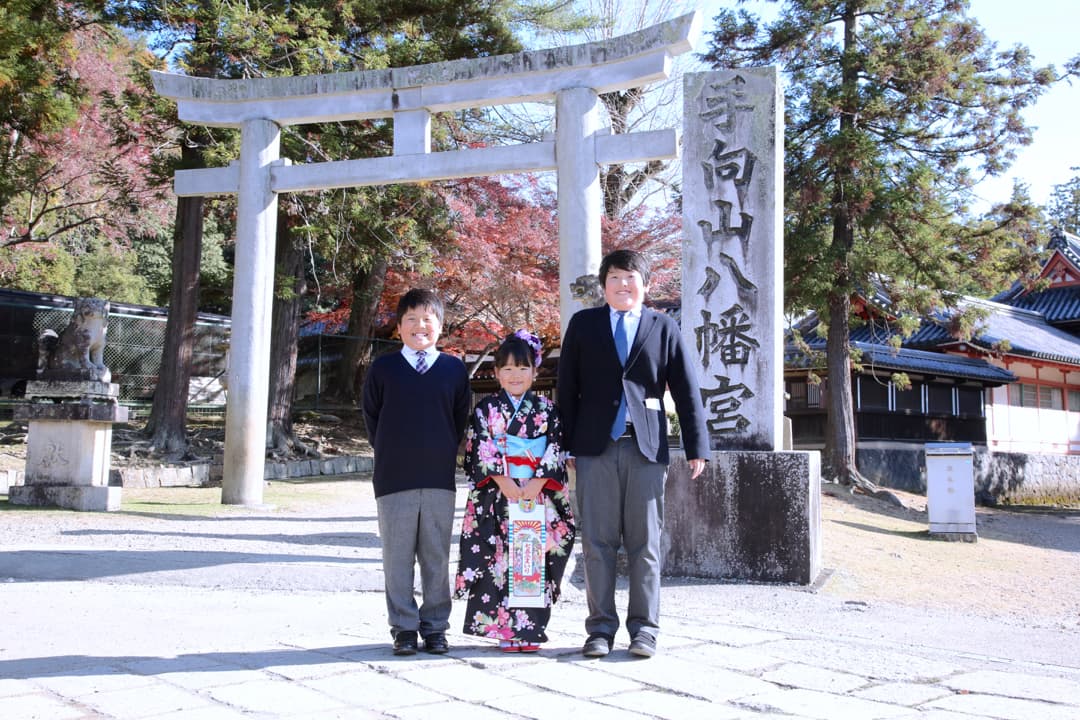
[455,330,576,652]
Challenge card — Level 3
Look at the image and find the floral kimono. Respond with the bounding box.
[454,390,576,644]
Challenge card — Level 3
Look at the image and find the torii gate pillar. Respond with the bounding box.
[556,87,603,333]
[222,119,280,506]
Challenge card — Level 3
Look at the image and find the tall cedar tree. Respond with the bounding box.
[703,0,1057,482]
[268,209,308,456]
[1048,173,1080,235]
[111,0,233,454]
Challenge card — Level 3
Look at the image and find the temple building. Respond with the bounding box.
[786,228,1080,496]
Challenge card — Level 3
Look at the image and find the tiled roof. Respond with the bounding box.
[855,342,1015,383]
[786,335,1016,384]
[941,298,1080,365]
[993,229,1080,320]
[1050,228,1080,268]
[795,296,1080,368]
[1001,285,1080,323]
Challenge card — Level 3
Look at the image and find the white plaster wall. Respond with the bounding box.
[986,383,1077,454]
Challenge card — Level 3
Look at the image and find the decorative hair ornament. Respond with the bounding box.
[512,329,543,367]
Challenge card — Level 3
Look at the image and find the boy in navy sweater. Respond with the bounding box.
[362,288,471,655]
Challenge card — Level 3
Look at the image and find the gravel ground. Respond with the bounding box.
[4,413,1079,632]
[821,485,1080,632]
[2,469,1079,635]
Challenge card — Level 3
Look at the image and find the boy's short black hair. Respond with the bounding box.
[494,334,534,369]
[395,288,444,326]
[599,249,651,286]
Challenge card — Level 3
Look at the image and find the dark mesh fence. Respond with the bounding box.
[294,333,402,410]
[0,289,421,417]
[0,290,229,413]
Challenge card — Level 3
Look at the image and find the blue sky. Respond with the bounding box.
[965,0,1078,210]
[695,0,1078,211]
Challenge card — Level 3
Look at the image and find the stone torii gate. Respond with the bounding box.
[153,13,701,506]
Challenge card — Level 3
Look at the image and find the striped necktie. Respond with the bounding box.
[415,350,428,374]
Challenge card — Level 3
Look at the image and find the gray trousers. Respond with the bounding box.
[375,488,456,637]
[576,436,667,640]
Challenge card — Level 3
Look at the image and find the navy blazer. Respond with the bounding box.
[557,305,710,464]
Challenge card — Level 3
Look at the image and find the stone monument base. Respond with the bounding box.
[8,484,121,512]
[663,449,822,585]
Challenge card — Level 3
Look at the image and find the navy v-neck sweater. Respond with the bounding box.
[361,351,471,498]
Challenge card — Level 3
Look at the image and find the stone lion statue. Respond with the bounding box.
[38,297,112,383]
[569,273,606,308]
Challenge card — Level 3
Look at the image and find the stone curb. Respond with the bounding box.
[106,454,373,489]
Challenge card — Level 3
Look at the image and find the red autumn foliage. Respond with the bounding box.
[2,26,170,249]
[305,175,684,354]
[385,175,561,354]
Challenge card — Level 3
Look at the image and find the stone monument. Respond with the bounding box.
[9,297,128,511]
[661,68,822,585]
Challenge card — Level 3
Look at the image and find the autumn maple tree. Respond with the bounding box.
[0,22,172,301]
[380,175,562,356]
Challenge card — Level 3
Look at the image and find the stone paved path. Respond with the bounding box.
[2,476,1080,719]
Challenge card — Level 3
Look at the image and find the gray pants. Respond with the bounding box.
[576,437,667,641]
[375,488,456,637]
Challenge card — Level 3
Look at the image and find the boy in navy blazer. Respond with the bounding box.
[362,288,471,656]
[558,249,709,658]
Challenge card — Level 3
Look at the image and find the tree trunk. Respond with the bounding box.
[145,193,203,454]
[822,2,860,484]
[266,214,310,455]
[824,287,857,481]
[337,255,388,402]
[599,88,666,220]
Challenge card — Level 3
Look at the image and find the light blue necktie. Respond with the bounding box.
[610,311,628,440]
[415,350,428,374]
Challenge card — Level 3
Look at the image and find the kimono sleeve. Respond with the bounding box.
[537,398,567,491]
[462,397,501,488]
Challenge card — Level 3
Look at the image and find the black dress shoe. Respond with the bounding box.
[393,630,418,656]
[628,631,656,658]
[423,632,449,654]
[582,633,614,658]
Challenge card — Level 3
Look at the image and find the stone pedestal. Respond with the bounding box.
[9,381,128,512]
[663,449,822,585]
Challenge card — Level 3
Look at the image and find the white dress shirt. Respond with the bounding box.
[609,306,641,351]
[401,346,436,371]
